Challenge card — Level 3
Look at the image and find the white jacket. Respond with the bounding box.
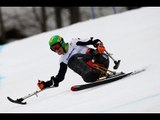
[59,38,90,64]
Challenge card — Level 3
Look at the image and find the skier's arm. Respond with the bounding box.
[76,37,106,53]
[51,62,67,87]
[76,37,101,46]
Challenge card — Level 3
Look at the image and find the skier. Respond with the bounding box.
[37,35,110,90]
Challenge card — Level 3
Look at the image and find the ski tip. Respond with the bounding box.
[7,96,27,105]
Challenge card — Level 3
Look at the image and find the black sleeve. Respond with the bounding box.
[76,37,101,47]
[55,62,68,83]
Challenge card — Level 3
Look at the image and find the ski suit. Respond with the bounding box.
[52,37,110,86]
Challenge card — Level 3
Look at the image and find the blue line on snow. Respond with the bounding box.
[0,45,5,81]
[104,92,160,112]
[0,45,5,55]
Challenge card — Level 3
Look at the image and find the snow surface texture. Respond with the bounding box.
[0,7,160,113]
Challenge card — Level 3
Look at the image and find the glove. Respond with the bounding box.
[37,76,59,89]
[37,80,46,90]
[37,78,55,90]
[97,42,106,54]
[92,39,101,47]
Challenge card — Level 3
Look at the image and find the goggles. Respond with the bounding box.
[50,43,61,52]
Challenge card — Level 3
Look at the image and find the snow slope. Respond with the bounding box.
[0,7,160,113]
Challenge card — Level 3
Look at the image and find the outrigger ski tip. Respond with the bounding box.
[7,96,27,105]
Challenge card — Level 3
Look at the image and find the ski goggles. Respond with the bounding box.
[50,43,61,52]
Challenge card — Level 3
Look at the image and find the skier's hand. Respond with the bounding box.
[97,42,106,54]
[92,39,101,47]
[37,80,45,90]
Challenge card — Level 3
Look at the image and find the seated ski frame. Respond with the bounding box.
[93,64,116,78]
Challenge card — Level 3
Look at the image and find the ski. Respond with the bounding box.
[71,68,146,91]
[7,86,54,105]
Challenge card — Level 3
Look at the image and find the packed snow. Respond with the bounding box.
[0,7,160,113]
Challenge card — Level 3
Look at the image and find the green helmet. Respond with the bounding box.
[49,35,68,52]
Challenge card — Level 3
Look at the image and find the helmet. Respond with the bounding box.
[49,35,66,48]
[49,35,68,52]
